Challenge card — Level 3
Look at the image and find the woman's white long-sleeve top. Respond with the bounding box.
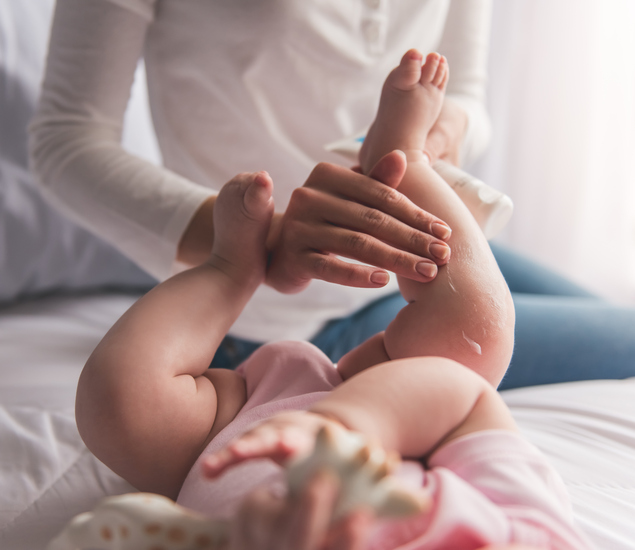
[30,0,492,342]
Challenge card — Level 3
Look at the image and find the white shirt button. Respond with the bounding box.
[363,20,381,42]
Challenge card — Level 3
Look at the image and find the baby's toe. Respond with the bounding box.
[431,55,448,89]
[388,49,425,91]
[419,52,442,86]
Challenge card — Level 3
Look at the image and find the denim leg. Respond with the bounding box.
[489,243,635,387]
[500,294,635,389]
[489,242,598,297]
[210,335,264,370]
[209,293,406,369]
[310,292,407,364]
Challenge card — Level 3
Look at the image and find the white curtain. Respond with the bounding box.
[470,0,635,305]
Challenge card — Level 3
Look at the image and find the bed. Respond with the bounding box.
[2,2,635,549]
[1,293,635,549]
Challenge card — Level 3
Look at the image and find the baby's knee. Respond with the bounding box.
[468,296,515,385]
[444,289,515,385]
[384,289,515,386]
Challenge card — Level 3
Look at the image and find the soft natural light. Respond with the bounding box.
[471,0,635,305]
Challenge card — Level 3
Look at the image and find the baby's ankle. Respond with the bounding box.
[205,248,266,294]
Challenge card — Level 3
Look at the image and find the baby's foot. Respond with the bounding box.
[209,171,274,287]
[360,50,448,173]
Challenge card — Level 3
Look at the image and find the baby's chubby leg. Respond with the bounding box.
[342,52,514,385]
[76,172,274,498]
[385,157,515,386]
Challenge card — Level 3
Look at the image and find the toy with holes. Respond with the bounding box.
[48,425,429,550]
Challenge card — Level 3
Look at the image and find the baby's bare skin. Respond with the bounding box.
[340,51,515,385]
[76,50,515,507]
[360,50,449,174]
[76,172,275,498]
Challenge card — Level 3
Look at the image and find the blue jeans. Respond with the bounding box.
[212,243,635,389]
[490,244,635,388]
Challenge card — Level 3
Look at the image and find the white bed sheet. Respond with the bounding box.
[0,294,137,550]
[0,293,634,550]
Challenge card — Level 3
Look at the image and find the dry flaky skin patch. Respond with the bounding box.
[48,426,430,550]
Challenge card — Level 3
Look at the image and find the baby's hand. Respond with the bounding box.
[203,411,340,479]
[204,411,429,523]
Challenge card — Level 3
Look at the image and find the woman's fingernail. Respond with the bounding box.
[430,243,450,261]
[416,261,437,279]
[432,222,451,240]
[370,271,390,286]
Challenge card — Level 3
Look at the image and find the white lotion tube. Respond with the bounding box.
[432,160,513,239]
[325,134,513,239]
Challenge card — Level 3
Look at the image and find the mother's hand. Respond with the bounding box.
[266,151,452,294]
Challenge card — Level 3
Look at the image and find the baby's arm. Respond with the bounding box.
[76,173,274,499]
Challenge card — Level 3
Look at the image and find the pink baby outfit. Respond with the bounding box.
[177,340,342,518]
[369,431,594,549]
[177,341,593,549]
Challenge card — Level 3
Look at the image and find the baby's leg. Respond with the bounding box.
[76,173,274,498]
[342,52,514,386]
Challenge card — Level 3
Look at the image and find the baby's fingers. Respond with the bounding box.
[202,448,240,479]
[203,431,296,479]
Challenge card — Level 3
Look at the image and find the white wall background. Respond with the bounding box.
[469,0,635,305]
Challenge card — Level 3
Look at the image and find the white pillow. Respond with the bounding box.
[0,0,158,304]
